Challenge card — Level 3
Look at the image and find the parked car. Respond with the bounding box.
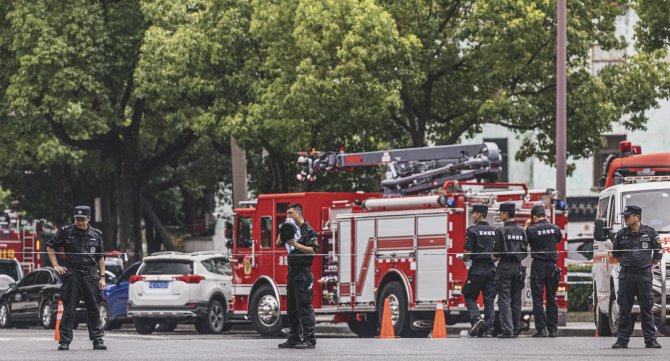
[0,258,23,291]
[128,252,234,334]
[0,267,88,329]
[102,261,141,330]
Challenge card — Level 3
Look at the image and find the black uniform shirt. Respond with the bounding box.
[527,219,563,261]
[612,224,662,269]
[46,224,104,267]
[286,221,319,268]
[464,221,497,265]
[494,221,528,263]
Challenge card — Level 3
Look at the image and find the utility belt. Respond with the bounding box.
[620,266,651,274]
[65,263,98,273]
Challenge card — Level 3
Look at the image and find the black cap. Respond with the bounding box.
[279,222,298,242]
[531,205,546,217]
[620,205,642,217]
[73,205,91,218]
[470,204,488,216]
[496,202,516,216]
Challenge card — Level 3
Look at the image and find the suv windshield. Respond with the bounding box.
[139,260,193,275]
[0,261,19,281]
[622,189,670,232]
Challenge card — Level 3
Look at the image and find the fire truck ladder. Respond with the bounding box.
[22,222,35,272]
[297,142,502,196]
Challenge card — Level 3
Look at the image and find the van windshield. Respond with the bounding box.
[622,189,670,232]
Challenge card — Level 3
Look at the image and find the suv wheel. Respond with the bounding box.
[195,299,226,334]
[40,302,55,329]
[250,284,283,337]
[133,318,157,334]
[0,303,11,328]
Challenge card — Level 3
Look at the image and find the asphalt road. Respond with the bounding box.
[0,326,668,361]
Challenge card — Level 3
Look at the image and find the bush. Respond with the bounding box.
[567,264,592,312]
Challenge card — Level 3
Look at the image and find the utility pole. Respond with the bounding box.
[556,0,567,200]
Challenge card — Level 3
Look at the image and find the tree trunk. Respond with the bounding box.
[116,160,142,260]
[100,176,117,251]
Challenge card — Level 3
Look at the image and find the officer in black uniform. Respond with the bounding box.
[493,202,528,338]
[276,203,319,349]
[46,206,106,351]
[611,205,662,349]
[462,204,497,338]
[526,205,563,338]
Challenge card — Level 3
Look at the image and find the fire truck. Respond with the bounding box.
[0,210,45,273]
[229,143,569,337]
[592,141,670,336]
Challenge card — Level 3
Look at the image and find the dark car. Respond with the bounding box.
[102,261,141,330]
[0,267,88,329]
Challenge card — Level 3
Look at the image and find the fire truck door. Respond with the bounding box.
[415,214,448,302]
[233,215,256,284]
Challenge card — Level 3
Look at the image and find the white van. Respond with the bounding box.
[591,181,670,336]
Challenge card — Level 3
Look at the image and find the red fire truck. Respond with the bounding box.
[229,143,569,337]
[0,211,44,273]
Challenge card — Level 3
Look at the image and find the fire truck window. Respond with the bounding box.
[236,217,253,248]
[260,217,273,248]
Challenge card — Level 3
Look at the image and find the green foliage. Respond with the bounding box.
[567,263,593,312]
[634,0,670,52]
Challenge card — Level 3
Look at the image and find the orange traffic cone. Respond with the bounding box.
[431,299,447,338]
[54,300,63,342]
[376,297,397,338]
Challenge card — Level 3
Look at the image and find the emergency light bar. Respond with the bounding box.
[623,175,670,183]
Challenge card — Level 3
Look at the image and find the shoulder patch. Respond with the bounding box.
[90,227,102,235]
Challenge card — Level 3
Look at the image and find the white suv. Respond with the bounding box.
[128,252,233,334]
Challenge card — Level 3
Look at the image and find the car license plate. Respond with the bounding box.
[149,281,169,289]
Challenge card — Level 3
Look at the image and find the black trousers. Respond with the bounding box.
[530,259,558,332]
[464,263,496,332]
[496,261,524,336]
[60,270,104,344]
[616,270,657,343]
[286,267,316,344]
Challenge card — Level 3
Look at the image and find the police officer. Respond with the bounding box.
[462,204,497,338]
[276,203,319,349]
[526,205,563,338]
[611,205,662,349]
[493,202,528,338]
[46,206,106,351]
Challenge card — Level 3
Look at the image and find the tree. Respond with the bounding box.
[634,0,670,52]
[0,0,246,255]
[381,0,670,167]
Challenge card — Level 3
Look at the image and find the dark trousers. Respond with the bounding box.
[59,270,104,344]
[496,261,524,336]
[286,267,316,344]
[530,259,558,332]
[616,270,657,343]
[464,263,496,332]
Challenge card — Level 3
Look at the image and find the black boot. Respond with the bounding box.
[93,339,107,350]
[57,343,69,351]
[294,341,316,349]
[469,319,484,337]
[548,330,557,338]
[612,340,628,349]
[645,340,661,349]
[532,329,547,338]
[277,340,298,349]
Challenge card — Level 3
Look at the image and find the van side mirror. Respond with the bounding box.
[594,218,608,242]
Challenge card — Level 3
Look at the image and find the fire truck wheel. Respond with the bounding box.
[347,314,378,338]
[134,318,157,334]
[0,303,12,328]
[40,301,55,329]
[250,284,283,337]
[593,284,612,336]
[378,281,412,337]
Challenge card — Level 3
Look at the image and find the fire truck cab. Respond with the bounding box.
[592,141,670,336]
[230,143,569,337]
